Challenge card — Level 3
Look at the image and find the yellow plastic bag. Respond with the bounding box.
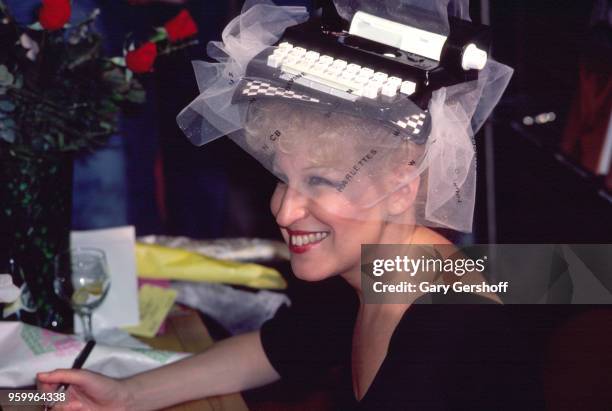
[135,243,286,289]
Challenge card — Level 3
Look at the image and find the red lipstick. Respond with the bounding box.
[286,229,329,254]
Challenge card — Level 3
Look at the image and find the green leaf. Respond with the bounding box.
[0,100,15,112]
[28,22,44,31]
[110,57,126,67]
[150,28,168,43]
[13,74,23,89]
[0,128,15,143]
[102,68,126,85]
[126,88,146,103]
[0,117,15,129]
[0,65,14,86]
[99,121,113,131]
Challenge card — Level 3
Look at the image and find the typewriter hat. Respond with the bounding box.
[177,0,513,232]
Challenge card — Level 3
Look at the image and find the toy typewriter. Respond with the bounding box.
[236,2,491,142]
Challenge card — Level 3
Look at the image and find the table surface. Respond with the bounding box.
[137,306,250,411]
[5,307,249,411]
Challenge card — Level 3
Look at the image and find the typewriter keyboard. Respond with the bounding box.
[266,42,417,101]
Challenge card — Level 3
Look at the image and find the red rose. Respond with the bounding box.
[38,0,71,31]
[164,10,198,43]
[126,42,158,73]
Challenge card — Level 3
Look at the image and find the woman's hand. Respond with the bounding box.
[36,332,279,411]
[37,369,132,411]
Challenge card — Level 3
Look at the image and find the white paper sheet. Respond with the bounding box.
[71,227,139,332]
[0,322,188,388]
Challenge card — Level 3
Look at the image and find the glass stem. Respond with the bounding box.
[81,312,93,341]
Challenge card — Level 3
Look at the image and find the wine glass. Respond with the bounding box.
[54,248,110,341]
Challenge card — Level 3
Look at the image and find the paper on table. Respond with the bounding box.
[0,274,20,304]
[71,227,139,331]
[122,285,177,338]
[0,322,189,387]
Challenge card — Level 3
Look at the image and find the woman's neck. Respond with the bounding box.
[341,223,423,302]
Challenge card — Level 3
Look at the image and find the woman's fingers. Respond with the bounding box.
[36,375,59,392]
[36,373,86,410]
[37,369,129,410]
[38,370,83,386]
[37,369,99,394]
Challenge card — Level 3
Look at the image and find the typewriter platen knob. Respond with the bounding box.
[461,43,487,71]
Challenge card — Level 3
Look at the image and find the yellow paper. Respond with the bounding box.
[122,285,177,338]
[135,243,286,289]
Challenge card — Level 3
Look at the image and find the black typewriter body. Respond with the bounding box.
[238,3,491,143]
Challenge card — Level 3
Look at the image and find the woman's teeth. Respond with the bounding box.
[290,232,329,246]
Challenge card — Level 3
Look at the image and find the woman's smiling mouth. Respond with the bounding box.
[286,229,330,253]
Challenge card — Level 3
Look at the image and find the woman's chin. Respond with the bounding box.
[290,261,334,282]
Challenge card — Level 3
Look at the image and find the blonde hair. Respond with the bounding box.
[243,100,424,172]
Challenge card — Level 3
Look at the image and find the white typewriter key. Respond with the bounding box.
[400,81,416,95]
[354,76,370,86]
[373,72,388,83]
[381,81,400,97]
[283,55,300,69]
[272,50,288,61]
[293,46,306,55]
[339,73,357,89]
[312,61,328,73]
[387,76,402,85]
[363,82,382,99]
[331,59,348,69]
[346,63,361,73]
[340,70,355,80]
[359,68,374,78]
[267,53,284,68]
[295,59,315,72]
[325,67,343,80]
[319,55,334,65]
[305,51,320,61]
[317,67,336,81]
[286,54,300,63]
[344,76,368,94]
[351,76,371,92]
[278,42,293,50]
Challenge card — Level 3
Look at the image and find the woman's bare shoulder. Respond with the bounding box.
[413,226,453,245]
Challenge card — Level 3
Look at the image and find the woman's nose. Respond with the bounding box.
[275,185,309,227]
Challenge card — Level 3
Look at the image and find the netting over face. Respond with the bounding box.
[234,100,427,221]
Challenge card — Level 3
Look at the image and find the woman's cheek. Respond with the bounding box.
[270,183,286,216]
[313,192,366,220]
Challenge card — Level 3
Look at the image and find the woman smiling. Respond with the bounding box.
[36,1,536,410]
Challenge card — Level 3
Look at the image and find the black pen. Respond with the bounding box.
[45,340,96,410]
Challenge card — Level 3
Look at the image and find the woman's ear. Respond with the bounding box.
[386,176,420,216]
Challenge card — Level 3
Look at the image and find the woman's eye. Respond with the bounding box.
[307,176,337,187]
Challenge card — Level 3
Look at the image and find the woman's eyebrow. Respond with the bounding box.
[304,166,344,174]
